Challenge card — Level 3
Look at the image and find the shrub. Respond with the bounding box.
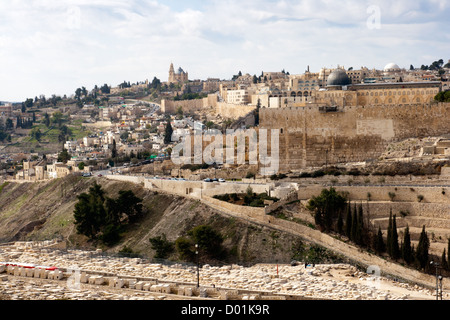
[388,192,396,201]
[149,234,174,259]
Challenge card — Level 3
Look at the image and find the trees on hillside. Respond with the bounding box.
[73,183,143,245]
[306,187,347,232]
[306,187,440,275]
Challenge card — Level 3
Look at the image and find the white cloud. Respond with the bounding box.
[0,0,449,102]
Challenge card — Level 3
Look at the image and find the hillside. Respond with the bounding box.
[2,175,449,291]
[0,176,341,266]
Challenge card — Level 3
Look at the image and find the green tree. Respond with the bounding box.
[115,190,143,223]
[24,98,34,109]
[43,113,50,127]
[73,183,106,240]
[175,237,195,261]
[100,84,110,94]
[345,202,352,239]
[416,225,430,269]
[175,225,225,262]
[111,139,117,158]
[187,225,224,258]
[254,98,261,126]
[51,111,64,127]
[448,238,450,268]
[402,224,413,264]
[351,205,358,243]
[391,214,400,259]
[441,249,448,271]
[30,127,42,142]
[337,211,343,235]
[78,162,85,171]
[57,148,71,163]
[386,210,393,257]
[306,187,347,232]
[374,226,386,254]
[73,184,143,245]
[164,119,173,144]
[149,234,174,259]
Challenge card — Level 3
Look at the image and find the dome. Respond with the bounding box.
[326,68,351,87]
[384,63,400,72]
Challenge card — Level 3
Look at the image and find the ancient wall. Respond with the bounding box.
[161,94,255,120]
[297,185,450,204]
[161,98,206,114]
[216,102,256,120]
[260,102,450,171]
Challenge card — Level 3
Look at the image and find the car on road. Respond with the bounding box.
[203,178,212,182]
[218,178,226,182]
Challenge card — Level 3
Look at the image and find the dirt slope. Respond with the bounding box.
[0,176,331,265]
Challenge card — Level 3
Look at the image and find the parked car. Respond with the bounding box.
[203,178,212,182]
[218,178,226,182]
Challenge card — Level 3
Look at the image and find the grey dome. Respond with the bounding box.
[327,69,351,86]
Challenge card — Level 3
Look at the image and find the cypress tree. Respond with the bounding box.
[391,214,400,260]
[386,210,393,257]
[164,119,173,144]
[374,226,385,254]
[442,249,448,271]
[351,208,358,244]
[416,225,429,269]
[337,211,343,235]
[356,203,364,246]
[402,224,413,264]
[447,238,450,268]
[345,202,352,239]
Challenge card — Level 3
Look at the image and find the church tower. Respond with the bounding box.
[169,62,175,83]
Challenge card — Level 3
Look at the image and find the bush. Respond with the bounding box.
[312,170,325,178]
[100,224,121,245]
[149,234,174,259]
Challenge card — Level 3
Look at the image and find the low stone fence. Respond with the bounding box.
[106,175,145,185]
[202,196,266,220]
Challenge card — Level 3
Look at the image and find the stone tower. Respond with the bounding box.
[169,62,176,83]
[168,62,188,84]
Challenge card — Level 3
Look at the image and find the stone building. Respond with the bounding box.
[259,68,447,172]
[168,63,188,84]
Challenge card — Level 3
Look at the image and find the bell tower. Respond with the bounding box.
[169,62,175,83]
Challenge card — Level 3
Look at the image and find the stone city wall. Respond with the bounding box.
[161,94,256,120]
[260,102,450,170]
[143,178,270,199]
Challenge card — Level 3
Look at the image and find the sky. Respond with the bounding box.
[0,0,449,102]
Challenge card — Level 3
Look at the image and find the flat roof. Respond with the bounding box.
[350,81,441,90]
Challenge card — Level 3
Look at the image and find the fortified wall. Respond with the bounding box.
[161,94,256,120]
[260,102,450,171]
